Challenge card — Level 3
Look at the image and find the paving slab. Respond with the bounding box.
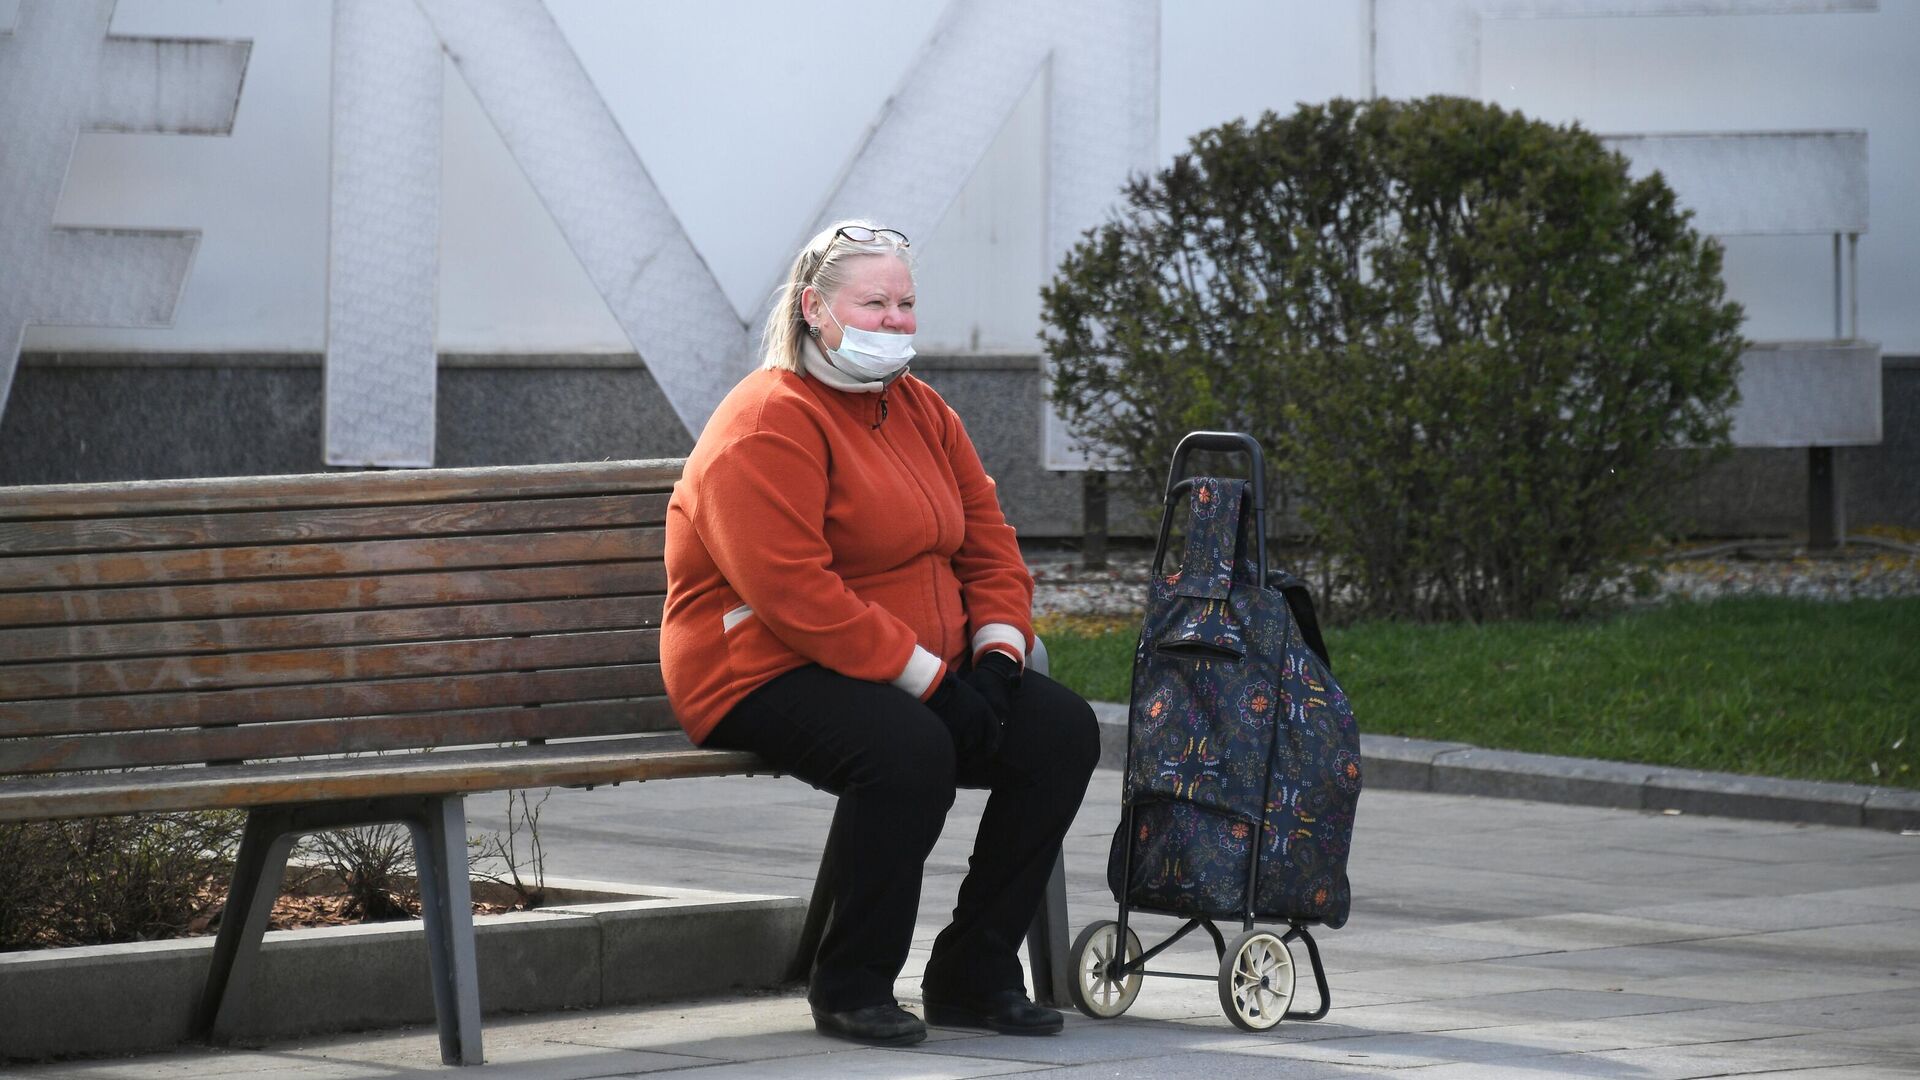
[1542,1031,1918,1080]
[1021,1050,1371,1079]
[1420,913,1742,951]
[1630,895,1920,933]
[9,774,1919,1078]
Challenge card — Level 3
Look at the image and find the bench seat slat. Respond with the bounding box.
[1,664,664,737]
[0,561,665,627]
[0,698,680,774]
[0,527,664,592]
[0,493,668,556]
[3,628,659,701]
[0,735,768,823]
[0,459,683,521]
[0,595,663,664]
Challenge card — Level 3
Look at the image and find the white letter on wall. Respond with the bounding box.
[326,0,441,467]
[0,0,247,421]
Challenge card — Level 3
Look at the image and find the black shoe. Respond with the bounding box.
[811,1002,927,1047]
[922,989,1064,1035]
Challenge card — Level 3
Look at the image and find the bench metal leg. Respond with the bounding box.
[1024,851,1072,1008]
[200,809,301,1044]
[786,798,847,985]
[409,795,484,1066]
[1018,640,1072,1007]
[197,796,485,1066]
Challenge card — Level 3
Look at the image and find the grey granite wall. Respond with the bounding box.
[1662,358,1919,537]
[2,351,1914,538]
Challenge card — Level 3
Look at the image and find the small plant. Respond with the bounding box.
[0,811,246,950]
[302,824,419,921]
[469,788,550,908]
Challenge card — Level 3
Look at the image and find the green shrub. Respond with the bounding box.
[0,811,245,950]
[1042,96,1745,620]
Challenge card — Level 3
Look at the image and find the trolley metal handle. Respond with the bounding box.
[1165,431,1266,511]
[1152,431,1269,581]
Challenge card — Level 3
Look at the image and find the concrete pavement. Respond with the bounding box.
[14,768,1920,1078]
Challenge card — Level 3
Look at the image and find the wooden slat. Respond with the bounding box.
[1,664,664,738]
[0,595,663,664]
[0,459,685,521]
[0,526,663,592]
[0,698,681,775]
[0,560,664,627]
[0,493,669,556]
[0,737,772,823]
[3,628,659,701]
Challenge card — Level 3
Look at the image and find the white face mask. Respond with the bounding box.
[818,301,914,384]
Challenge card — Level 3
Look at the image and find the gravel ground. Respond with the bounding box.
[1026,537,1920,619]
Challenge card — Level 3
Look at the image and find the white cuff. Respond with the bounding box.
[971,623,1027,667]
[891,644,945,700]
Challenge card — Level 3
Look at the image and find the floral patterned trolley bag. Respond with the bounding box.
[1067,432,1361,1032]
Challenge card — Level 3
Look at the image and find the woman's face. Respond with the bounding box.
[806,254,915,351]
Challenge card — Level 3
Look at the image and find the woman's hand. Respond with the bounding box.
[963,651,1021,722]
[926,674,1003,760]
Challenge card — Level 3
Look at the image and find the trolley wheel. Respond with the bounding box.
[1069,920,1144,1019]
[1218,928,1295,1032]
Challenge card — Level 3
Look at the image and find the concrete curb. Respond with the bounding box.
[1090,702,1920,832]
[0,879,804,1062]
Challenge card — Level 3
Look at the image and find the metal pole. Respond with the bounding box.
[1808,446,1840,551]
[1366,0,1378,99]
[1848,232,1859,340]
[1832,233,1843,340]
[1083,471,1109,570]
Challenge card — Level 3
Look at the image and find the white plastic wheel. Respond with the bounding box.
[1069,919,1144,1019]
[1218,928,1296,1032]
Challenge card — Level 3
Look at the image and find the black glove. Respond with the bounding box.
[926,673,1003,760]
[963,650,1022,722]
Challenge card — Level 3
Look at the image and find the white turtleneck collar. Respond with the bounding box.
[800,339,902,394]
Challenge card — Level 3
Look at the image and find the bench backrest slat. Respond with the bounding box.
[9,659,662,738]
[0,494,668,556]
[0,595,664,665]
[0,461,684,520]
[0,526,664,592]
[6,627,658,700]
[0,460,686,779]
[0,561,666,626]
[0,699,681,775]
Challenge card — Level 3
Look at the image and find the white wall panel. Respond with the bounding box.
[1732,341,1882,446]
[1601,132,1868,236]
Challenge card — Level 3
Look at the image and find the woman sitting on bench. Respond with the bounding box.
[661,221,1100,1047]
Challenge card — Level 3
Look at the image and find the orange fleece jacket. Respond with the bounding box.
[662,368,1035,744]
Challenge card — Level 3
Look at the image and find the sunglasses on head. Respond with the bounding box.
[834,226,909,247]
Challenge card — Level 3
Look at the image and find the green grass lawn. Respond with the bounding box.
[1038,597,1919,789]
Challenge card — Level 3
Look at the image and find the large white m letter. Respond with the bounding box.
[326,0,1155,467]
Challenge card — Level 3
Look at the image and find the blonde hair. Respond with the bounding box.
[761,219,914,373]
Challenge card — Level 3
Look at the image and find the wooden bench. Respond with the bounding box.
[0,459,1069,1065]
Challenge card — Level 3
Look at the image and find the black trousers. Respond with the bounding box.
[706,661,1100,1012]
